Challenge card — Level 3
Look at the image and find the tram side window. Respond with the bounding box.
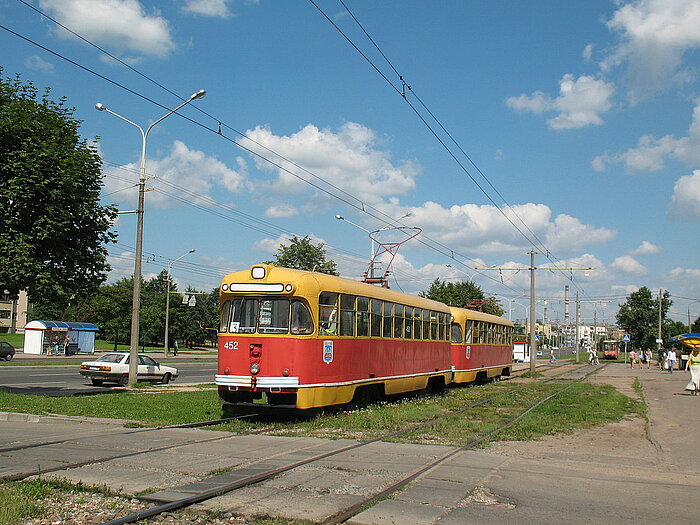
[394,304,404,339]
[465,320,473,344]
[430,311,438,340]
[422,310,430,341]
[383,302,393,338]
[220,300,232,333]
[472,321,481,344]
[357,296,370,337]
[413,308,423,340]
[451,323,463,344]
[439,313,448,341]
[340,294,356,337]
[319,292,338,336]
[370,299,382,337]
[291,301,314,335]
[258,299,289,334]
[404,306,413,338]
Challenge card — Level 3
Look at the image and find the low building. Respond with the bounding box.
[23,320,99,355]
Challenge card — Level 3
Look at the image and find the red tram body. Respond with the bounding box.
[216,265,513,413]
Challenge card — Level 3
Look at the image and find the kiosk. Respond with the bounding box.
[23,321,99,355]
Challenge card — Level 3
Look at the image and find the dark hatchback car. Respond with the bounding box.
[0,341,16,361]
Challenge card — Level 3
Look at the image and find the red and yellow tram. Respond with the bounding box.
[216,265,454,413]
[449,307,513,384]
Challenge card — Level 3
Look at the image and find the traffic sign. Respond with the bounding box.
[622,334,631,342]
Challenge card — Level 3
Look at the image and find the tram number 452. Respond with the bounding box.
[223,341,239,350]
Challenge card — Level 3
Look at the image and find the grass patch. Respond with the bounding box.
[214,380,644,447]
[0,390,222,426]
[0,378,644,445]
[0,478,121,525]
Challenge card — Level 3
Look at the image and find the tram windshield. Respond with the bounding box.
[220,298,314,335]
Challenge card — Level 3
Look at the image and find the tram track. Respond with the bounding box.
[93,362,601,525]
[0,415,258,481]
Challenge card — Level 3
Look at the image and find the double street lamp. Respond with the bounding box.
[164,249,195,357]
[95,90,206,385]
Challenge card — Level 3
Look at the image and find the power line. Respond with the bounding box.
[310,0,587,292]
[1,14,534,296]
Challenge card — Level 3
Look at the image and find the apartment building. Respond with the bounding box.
[0,291,29,333]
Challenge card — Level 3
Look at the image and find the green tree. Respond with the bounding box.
[0,70,116,307]
[692,317,700,333]
[267,235,338,275]
[616,287,672,350]
[665,319,688,338]
[419,278,505,316]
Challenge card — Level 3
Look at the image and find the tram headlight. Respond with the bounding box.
[250,362,260,374]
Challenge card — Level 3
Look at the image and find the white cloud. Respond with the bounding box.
[241,123,419,205]
[181,0,232,17]
[25,55,54,74]
[102,140,249,208]
[611,255,647,275]
[506,74,614,130]
[604,0,700,103]
[582,44,594,62]
[671,169,700,219]
[664,267,700,298]
[264,204,298,219]
[39,0,175,58]
[630,240,661,255]
[372,201,615,256]
[593,98,700,172]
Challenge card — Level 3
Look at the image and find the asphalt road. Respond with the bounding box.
[0,359,217,395]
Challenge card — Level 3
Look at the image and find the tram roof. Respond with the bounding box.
[221,264,450,312]
[449,306,513,327]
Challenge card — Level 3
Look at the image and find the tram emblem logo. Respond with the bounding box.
[323,340,334,364]
[466,345,471,359]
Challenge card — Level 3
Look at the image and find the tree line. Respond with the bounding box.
[30,271,219,349]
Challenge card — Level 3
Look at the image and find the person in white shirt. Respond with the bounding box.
[667,348,677,373]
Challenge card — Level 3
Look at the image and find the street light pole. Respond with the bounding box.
[95,90,206,385]
[164,249,195,357]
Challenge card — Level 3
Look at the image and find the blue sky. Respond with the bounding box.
[2,0,700,326]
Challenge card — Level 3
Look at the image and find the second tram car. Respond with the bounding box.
[216,265,453,413]
[449,307,513,383]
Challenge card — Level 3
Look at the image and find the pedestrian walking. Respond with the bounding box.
[630,350,636,367]
[638,350,645,368]
[658,347,666,370]
[685,348,700,395]
[645,349,653,369]
[173,340,179,356]
[667,348,677,373]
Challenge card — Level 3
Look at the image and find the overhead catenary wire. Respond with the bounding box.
[3,8,521,289]
[310,0,589,293]
[1,13,536,295]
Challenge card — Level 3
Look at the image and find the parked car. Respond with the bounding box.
[0,341,16,361]
[79,352,178,386]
